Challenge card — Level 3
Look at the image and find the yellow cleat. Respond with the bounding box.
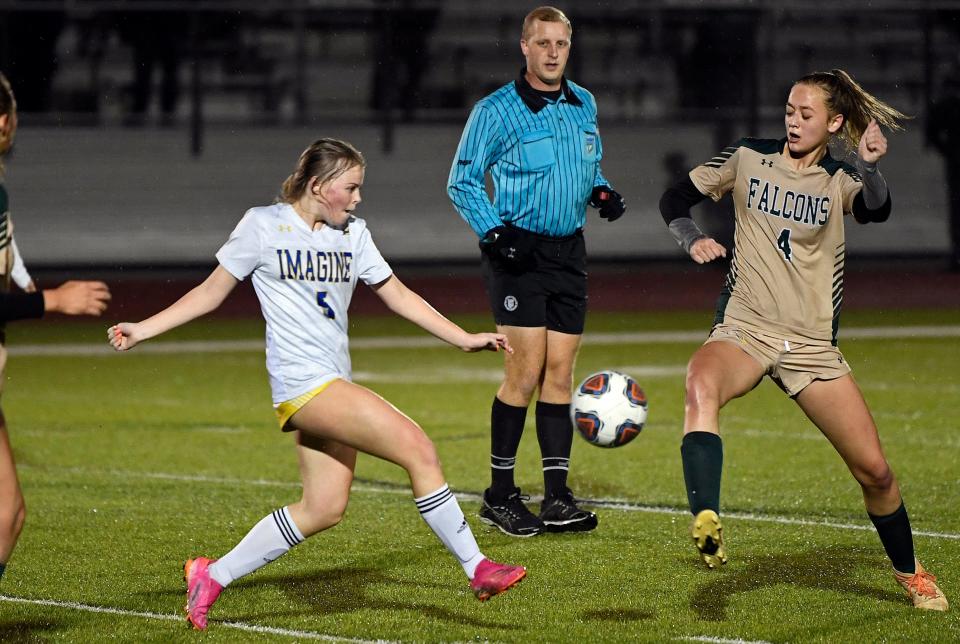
[894,560,948,611]
[691,509,727,569]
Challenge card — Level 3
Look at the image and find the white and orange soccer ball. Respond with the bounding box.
[570,370,648,448]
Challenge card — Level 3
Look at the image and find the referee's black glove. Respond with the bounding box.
[589,186,626,222]
[480,226,535,272]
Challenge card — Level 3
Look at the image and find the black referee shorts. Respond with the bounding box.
[480,226,587,335]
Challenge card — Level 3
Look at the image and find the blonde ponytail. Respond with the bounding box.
[796,69,909,151]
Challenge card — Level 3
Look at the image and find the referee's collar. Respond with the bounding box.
[514,67,583,113]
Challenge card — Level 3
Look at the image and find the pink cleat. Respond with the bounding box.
[469,558,526,601]
[183,557,224,630]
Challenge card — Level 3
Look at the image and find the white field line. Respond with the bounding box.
[0,594,764,644]
[25,465,960,542]
[10,325,960,357]
[0,594,387,643]
[679,637,772,644]
[351,364,687,383]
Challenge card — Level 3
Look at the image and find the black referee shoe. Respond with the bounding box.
[540,487,598,532]
[479,487,545,538]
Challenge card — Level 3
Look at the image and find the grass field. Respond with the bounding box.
[2,308,960,642]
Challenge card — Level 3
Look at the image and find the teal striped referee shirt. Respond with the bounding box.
[447,70,610,238]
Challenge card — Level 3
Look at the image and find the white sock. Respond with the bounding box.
[415,484,485,579]
[208,507,305,587]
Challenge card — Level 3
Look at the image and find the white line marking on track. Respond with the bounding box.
[11,325,960,357]
[26,466,960,541]
[0,594,385,642]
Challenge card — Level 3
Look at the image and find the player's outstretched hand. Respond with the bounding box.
[460,332,513,354]
[858,119,887,164]
[44,280,111,316]
[107,322,142,352]
[689,237,727,264]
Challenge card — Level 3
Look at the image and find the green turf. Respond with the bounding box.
[2,310,959,642]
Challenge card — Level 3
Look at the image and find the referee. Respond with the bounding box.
[447,6,624,537]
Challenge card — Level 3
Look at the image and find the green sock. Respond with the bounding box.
[681,431,723,515]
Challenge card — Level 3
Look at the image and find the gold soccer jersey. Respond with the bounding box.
[690,138,863,345]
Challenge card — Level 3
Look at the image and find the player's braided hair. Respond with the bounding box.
[280,138,366,203]
[0,72,16,166]
[796,69,908,151]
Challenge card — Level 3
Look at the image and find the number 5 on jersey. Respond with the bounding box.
[777,228,793,262]
[316,291,336,319]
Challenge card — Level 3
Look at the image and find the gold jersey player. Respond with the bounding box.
[659,69,947,611]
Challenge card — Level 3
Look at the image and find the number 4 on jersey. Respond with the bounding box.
[777,228,793,262]
[316,291,335,319]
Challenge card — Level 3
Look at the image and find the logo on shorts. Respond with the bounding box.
[504,295,518,311]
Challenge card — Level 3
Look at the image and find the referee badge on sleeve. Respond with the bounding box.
[504,295,519,312]
[584,134,596,156]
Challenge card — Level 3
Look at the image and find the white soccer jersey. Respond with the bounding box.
[216,203,392,403]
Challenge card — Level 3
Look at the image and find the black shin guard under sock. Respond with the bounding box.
[490,397,528,497]
[869,502,916,574]
[536,401,574,497]
[681,431,724,515]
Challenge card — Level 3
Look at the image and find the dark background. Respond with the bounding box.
[1,1,959,280]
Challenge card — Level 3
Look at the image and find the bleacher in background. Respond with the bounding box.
[0,0,957,265]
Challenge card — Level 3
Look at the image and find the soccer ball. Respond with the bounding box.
[571,370,648,448]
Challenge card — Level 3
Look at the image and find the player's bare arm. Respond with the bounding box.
[371,274,512,354]
[108,265,238,351]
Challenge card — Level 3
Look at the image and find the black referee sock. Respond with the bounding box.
[536,401,574,498]
[681,431,723,515]
[869,501,916,574]
[490,397,527,498]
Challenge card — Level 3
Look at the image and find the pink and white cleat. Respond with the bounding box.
[469,558,526,601]
[183,557,224,630]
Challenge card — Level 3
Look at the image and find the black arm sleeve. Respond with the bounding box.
[0,290,45,322]
[659,176,709,224]
[852,191,892,224]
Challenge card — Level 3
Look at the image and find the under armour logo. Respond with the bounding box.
[761,159,774,167]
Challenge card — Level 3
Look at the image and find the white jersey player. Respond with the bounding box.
[216,202,390,413]
[108,138,526,631]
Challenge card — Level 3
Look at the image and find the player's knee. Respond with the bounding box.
[406,428,442,473]
[855,459,894,493]
[299,495,348,532]
[684,368,721,414]
[0,494,25,543]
